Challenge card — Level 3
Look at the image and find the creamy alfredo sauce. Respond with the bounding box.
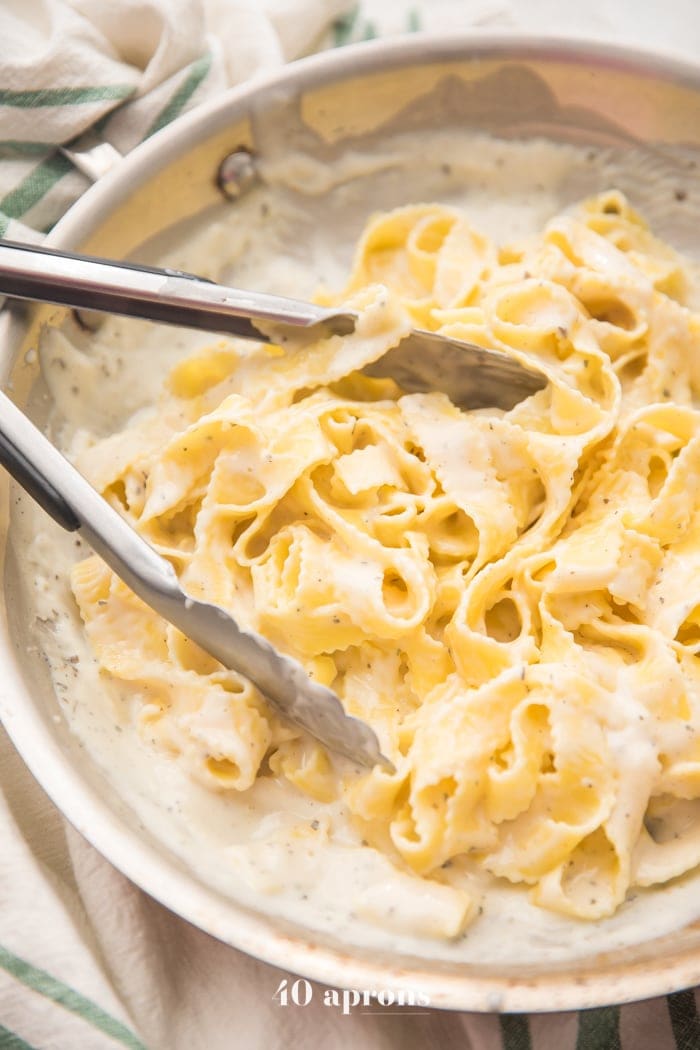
[14,130,700,965]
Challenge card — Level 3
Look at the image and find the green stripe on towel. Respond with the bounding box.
[576,1006,621,1050]
[0,152,73,220]
[668,989,700,1050]
[0,1024,38,1050]
[0,85,134,108]
[0,945,146,1050]
[332,5,359,46]
[145,51,213,139]
[0,141,54,156]
[499,1014,532,1050]
[407,8,422,31]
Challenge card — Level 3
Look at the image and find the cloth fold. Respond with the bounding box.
[3,2,700,1048]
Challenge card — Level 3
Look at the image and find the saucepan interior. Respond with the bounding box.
[3,35,700,1011]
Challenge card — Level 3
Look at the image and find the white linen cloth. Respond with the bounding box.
[3,3,700,1048]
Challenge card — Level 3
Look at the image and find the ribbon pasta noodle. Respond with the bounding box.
[71,192,700,931]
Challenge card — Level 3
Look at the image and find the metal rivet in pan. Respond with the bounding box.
[217,149,259,200]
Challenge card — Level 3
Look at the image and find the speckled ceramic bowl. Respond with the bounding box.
[3,35,700,1011]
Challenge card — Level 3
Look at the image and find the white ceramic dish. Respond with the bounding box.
[4,35,700,1011]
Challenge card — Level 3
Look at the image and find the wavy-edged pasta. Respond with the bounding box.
[70,191,700,930]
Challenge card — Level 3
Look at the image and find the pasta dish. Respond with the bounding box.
[68,192,700,936]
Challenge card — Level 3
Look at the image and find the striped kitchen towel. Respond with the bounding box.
[4,2,700,1050]
[0,0,348,240]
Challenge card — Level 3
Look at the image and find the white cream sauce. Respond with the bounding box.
[13,129,700,965]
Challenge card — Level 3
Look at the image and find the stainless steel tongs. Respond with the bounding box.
[0,240,546,410]
[0,241,546,768]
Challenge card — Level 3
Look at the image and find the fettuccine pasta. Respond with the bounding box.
[70,192,700,929]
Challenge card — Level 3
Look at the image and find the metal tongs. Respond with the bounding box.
[0,241,546,768]
[0,241,546,409]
